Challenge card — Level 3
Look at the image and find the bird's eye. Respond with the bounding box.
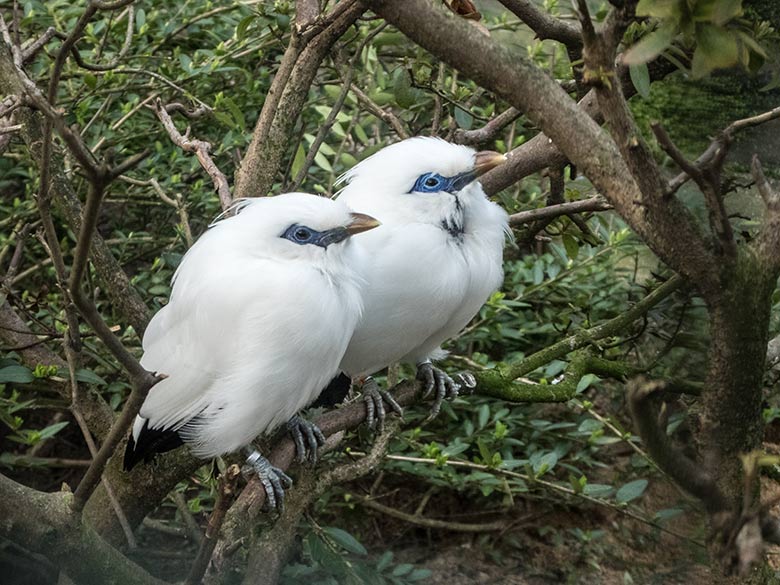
[282,224,319,245]
[412,172,447,193]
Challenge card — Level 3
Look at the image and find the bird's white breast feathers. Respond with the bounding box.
[337,187,508,376]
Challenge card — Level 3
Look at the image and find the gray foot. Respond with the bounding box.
[286,414,326,464]
[362,376,403,431]
[416,361,462,419]
[242,449,292,511]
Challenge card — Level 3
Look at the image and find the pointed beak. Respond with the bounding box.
[473,151,506,177]
[345,212,381,235]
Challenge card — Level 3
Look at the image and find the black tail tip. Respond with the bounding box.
[123,419,184,471]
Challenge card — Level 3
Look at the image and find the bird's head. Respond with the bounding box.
[216,193,380,263]
[337,137,505,234]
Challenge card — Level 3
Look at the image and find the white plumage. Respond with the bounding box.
[335,137,508,407]
[127,193,376,464]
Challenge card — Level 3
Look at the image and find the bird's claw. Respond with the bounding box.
[362,377,403,431]
[242,450,292,512]
[417,361,462,420]
[286,414,326,464]
[455,371,477,393]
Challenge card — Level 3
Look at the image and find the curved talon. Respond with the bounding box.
[242,450,293,512]
[362,377,403,430]
[416,361,461,420]
[455,371,477,392]
[286,414,326,464]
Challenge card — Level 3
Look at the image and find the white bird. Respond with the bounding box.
[123,193,379,509]
[319,137,509,425]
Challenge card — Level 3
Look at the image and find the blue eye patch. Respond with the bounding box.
[281,224,350,248]
[410,170,477,194]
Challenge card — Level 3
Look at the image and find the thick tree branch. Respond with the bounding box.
[498,0,581,50]
[235,1,365,198]
[0,473,168,585]
[366,0,717,292]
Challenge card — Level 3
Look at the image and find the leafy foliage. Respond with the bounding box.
[1,0,778,583]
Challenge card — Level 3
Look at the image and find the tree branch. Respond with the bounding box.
[234,0,366,198]
[0,472,168,585]
[453,106,521,146]
[366,0,717,292]
[508,196,611,226]
[497,0,581,50]
[154,98,232,211]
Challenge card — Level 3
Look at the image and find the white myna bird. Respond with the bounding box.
[318,137,508,426]
[123,193,379,509]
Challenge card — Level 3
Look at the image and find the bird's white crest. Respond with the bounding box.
[133,192,366,458]
[335,137,510,377]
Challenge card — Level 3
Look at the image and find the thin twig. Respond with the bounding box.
[349,82,410,139]
[509,196,611,226]
[185,464,241,585]
[355,494,508,532]
[21,26,59,63]
[288,23,388,191]
[153,98,232,211]
[453,106,522,146]
[69,4,134,71]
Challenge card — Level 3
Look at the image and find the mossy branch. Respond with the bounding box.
[473,275,684,402]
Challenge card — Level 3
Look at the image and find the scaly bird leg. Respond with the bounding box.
[286,414,326,464]
[416,360,468,419]
[362,376,404,431]
[242,447,292,512]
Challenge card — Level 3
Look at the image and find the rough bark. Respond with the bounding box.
[234,1,366,198]
[0,473,166,585]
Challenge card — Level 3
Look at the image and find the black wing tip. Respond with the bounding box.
[123,419,184,471]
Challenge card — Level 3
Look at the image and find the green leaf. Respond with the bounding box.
[75,369,107,386]
[290,143,306,179]
[532,261,544,284]
[0,365,34,384]
[622,24,677,65]
[322,527,367,555]
[392,564,413,577]
[576,373,599,394]
[38,421,69,440]
[135,8,145,29]
[693,0,742,25]
[235,14,254,41]
[392,68,416,109]
[409,569,433,581]
[628,63,651,98]
[477,403,490,429]
[222,96,246,132]
[615,479,648,503]
[636,0,680,19]
[376,550,393,572]
[562,233,579,260]
[654,507,684,522]
[314,150,333,173]
[84,73,97,89]
[453,106,473,130]
[583,483,614,498]
[692,24,739,78]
